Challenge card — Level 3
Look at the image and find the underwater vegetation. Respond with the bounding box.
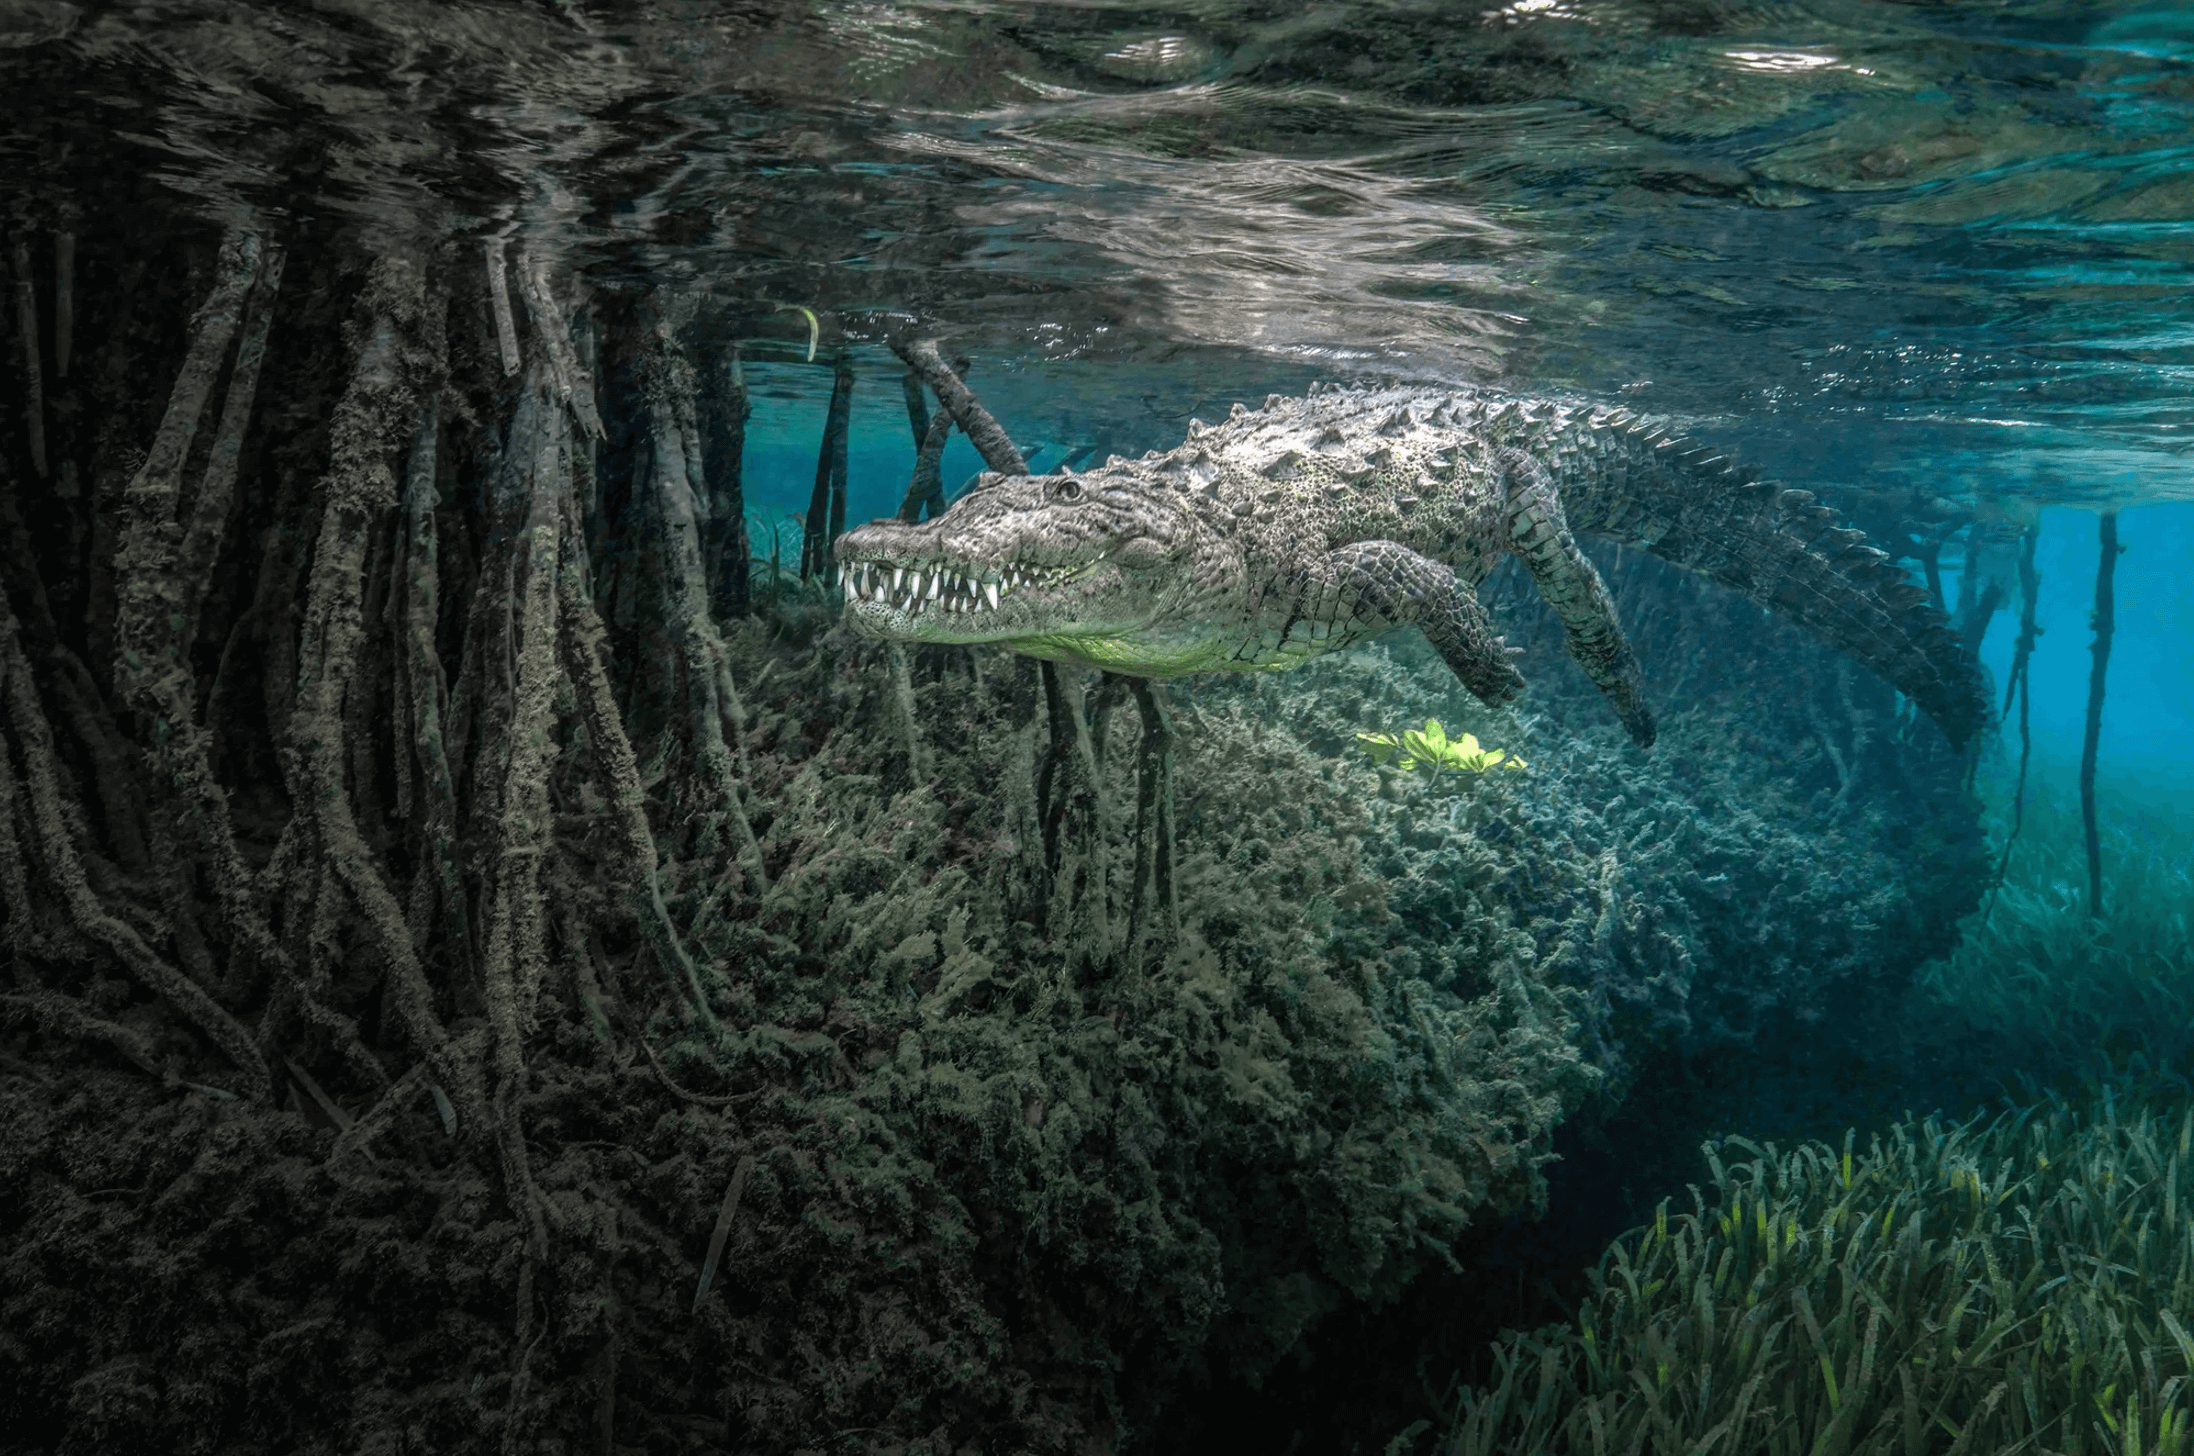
[1917,792,2194,1103]
[1434,1091,2194,1456]
[1356,719,1528,779]
[1410,783,2194,1456]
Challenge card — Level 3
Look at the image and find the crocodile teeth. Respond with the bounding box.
[985,582,1000,609]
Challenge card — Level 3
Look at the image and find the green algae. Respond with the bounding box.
[1357,719,1528,779]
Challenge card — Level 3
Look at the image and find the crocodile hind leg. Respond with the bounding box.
[1301,540,1527,707]
[1499,449,1656,747]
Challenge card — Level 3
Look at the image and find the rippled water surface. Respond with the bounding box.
[7,0,2194,505]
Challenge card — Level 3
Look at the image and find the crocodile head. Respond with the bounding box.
[836,466,1245,674]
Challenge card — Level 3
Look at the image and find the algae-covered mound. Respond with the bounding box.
[1190,550,1985,1098]
[618,624,1603,1449]
[1434,1090,2194,1455]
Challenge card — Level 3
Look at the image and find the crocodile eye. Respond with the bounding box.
[1051,478,1083,503]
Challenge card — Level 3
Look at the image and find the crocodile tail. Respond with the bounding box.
[1560,414,1989,749]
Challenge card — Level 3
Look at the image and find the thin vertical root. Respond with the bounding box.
[801,355,853,579]
[518,251,605,440]
[1037,663,1109,953]
[2080,511,2118,919]
[387,508,414,823]
[479,498,559,1311]
[823,354,850,568]
[707,347,751,618]
[555,502,721,1037]
[485,472,560,1052]
[401,398,471,960]
[485,237,520,376]
[558,892,615,1049]
[691,1154,754,1311]
[116,227,260,585]
[10,239,45,478]
[52,230,72,381]
[1983,524,2041,927]
[0,670,35,953]
[1128,677,1178,955]
[177,243,287,646]
[898,364,958,523]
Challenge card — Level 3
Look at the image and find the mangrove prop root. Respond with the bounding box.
[293,254,482,1127]
[1,595,271,1099]
[518,250,605,441]
[2080,511,2118,919]
[10,239,47,478]
[801,353,853,579]
[115,227,260,598]
[178,243,288,648]
[1038,662,1109,952]
[897,356,966,523]
[824,353,851,557]
[116,235,366,1079]
[890,336,1026,477]
[555,500,719,1033]
[0,987,165,1080]
[703,640,770,894]
[401,397,473,964]
[643,315,768,895]
[899,368,928,443]
[1984,524,2040,923]
[703,346,751,619]
[485,236,520,375]
[52,229,72,380]
[482,489,562,1331]
[1128,677,1178,950]
[692,1153,754,1311]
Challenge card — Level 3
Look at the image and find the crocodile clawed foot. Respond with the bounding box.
[1612,687,1657,749]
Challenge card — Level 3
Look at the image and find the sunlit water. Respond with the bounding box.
[7,0,2190,787]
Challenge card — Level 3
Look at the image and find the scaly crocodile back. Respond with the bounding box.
[1173,384,1988,748]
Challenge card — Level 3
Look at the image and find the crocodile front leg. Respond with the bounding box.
[1292,540,1527,708]
[1500,449,1656,747]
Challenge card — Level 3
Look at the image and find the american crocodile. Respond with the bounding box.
[836,383,1988,749]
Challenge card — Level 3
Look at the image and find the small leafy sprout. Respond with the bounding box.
[1356,719,1527,781]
